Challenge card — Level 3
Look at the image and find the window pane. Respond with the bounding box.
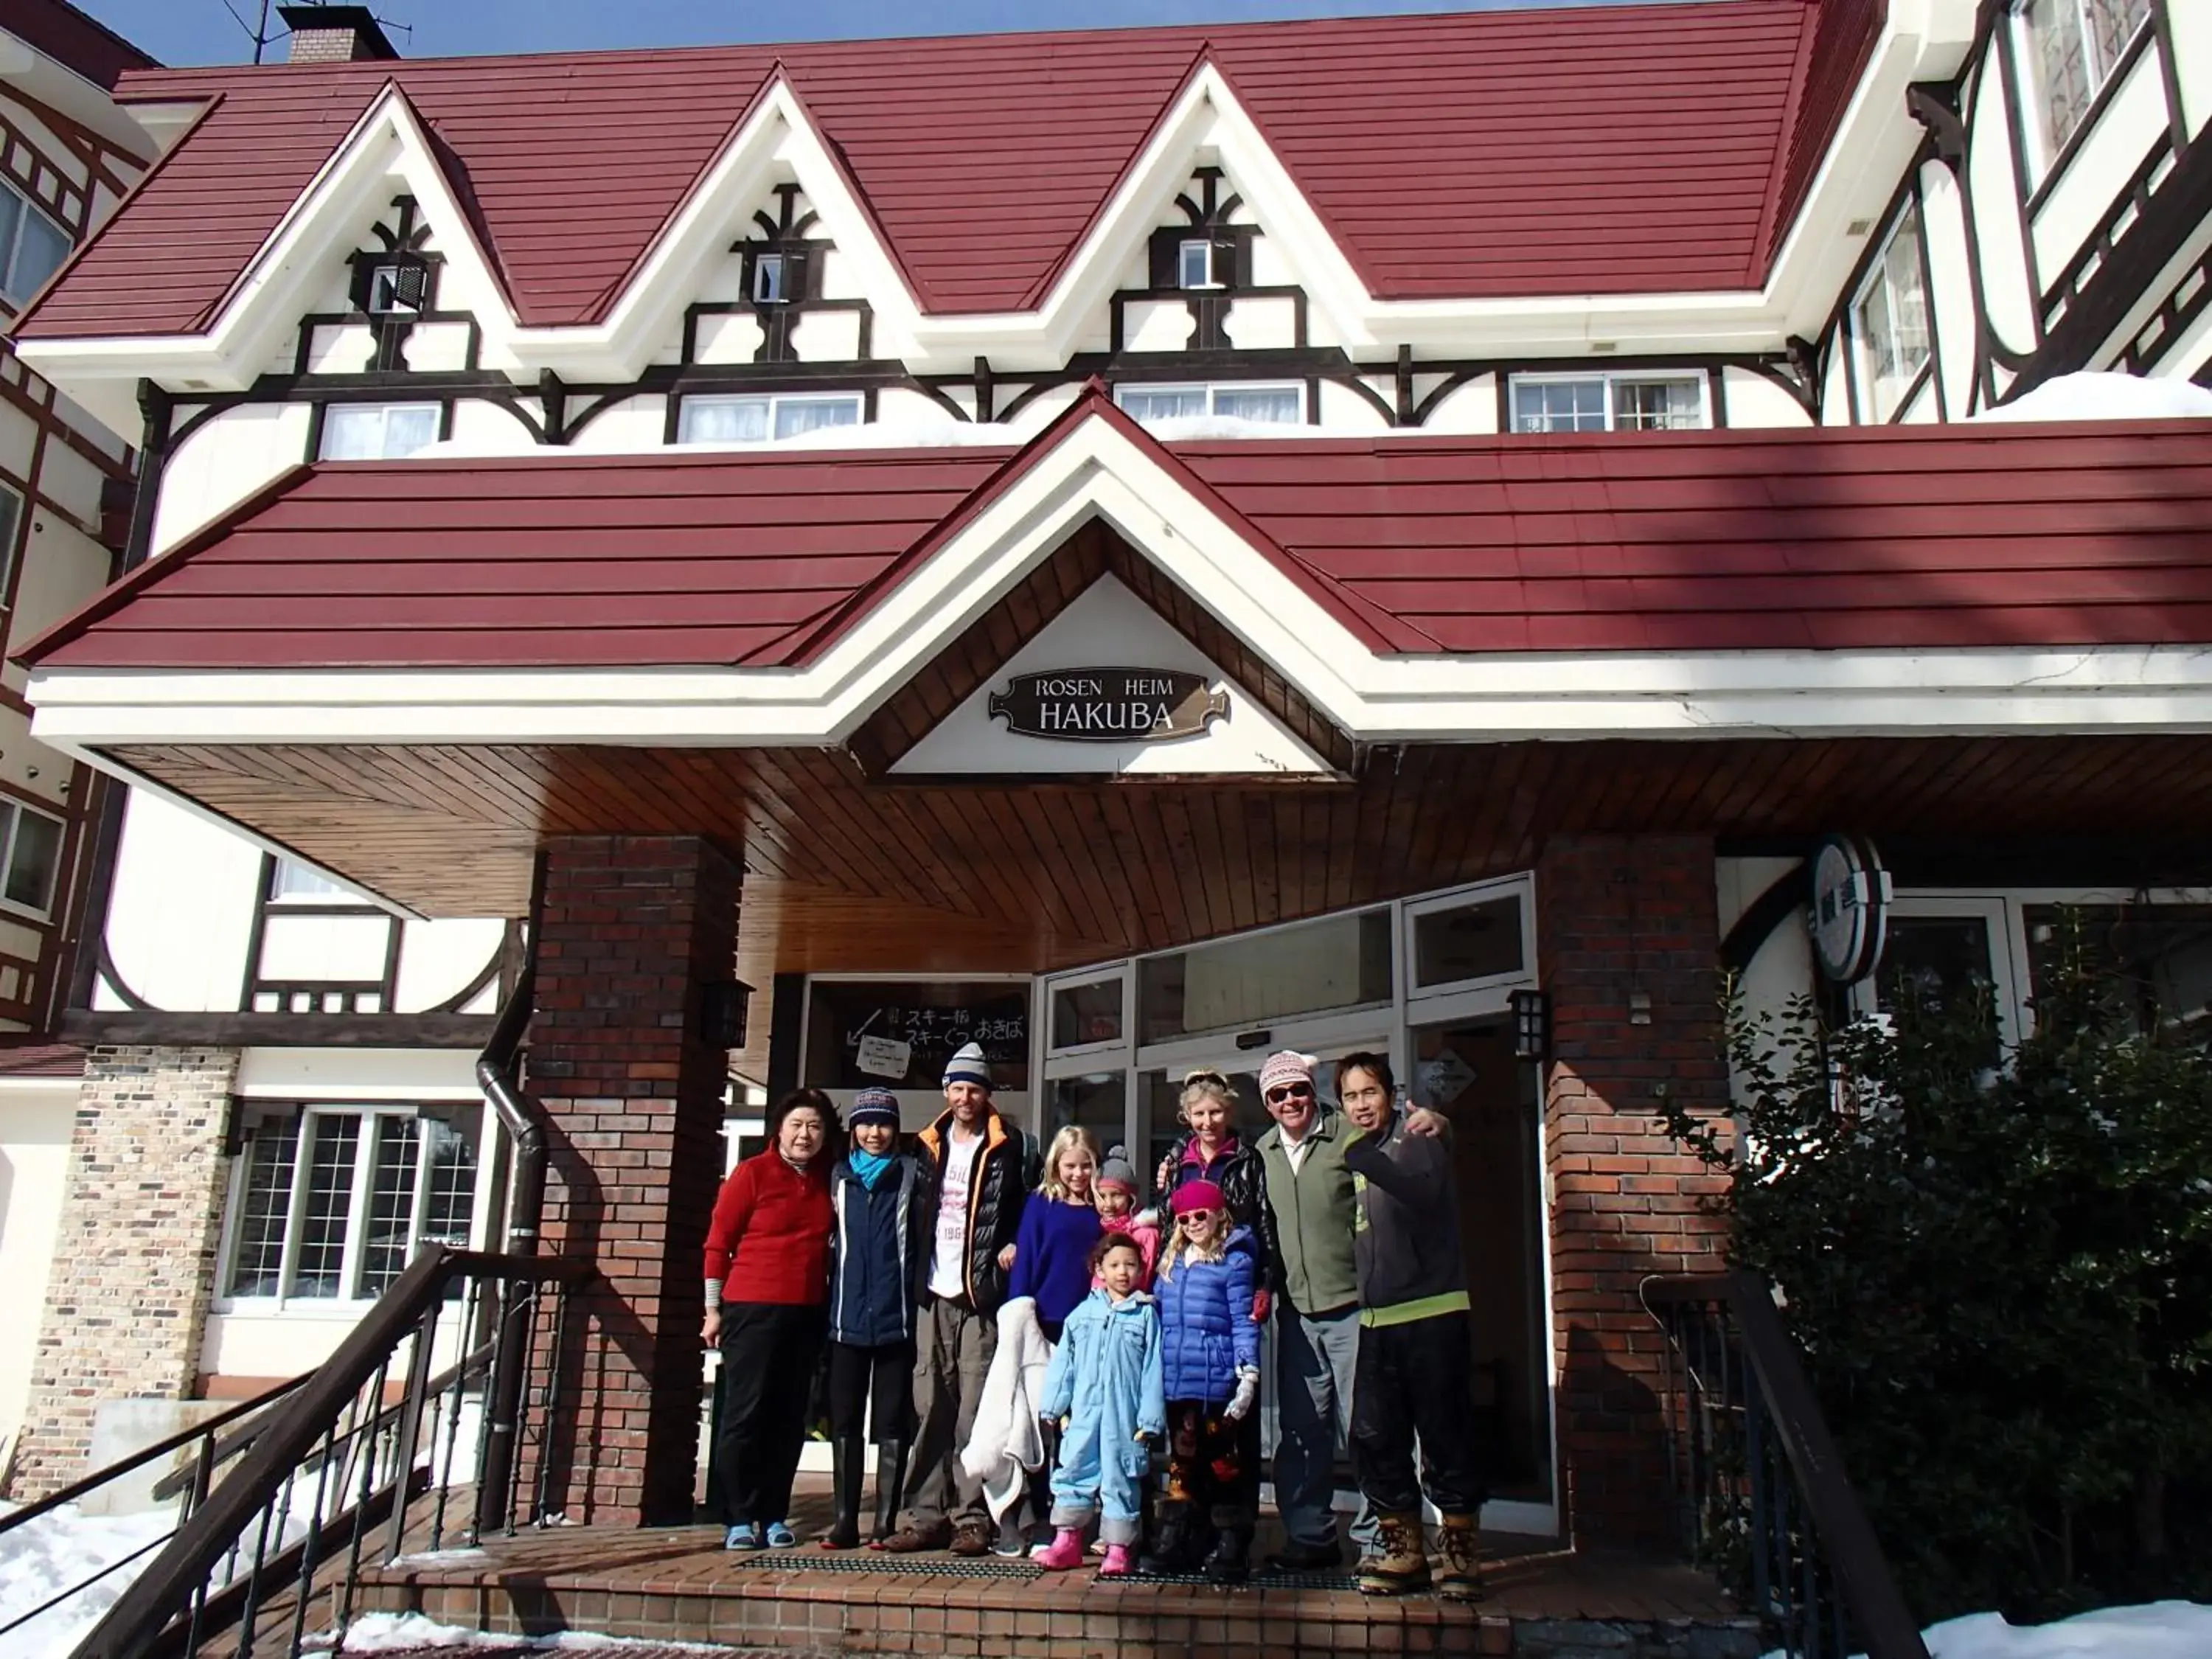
[1210,385,1301,423]
[2030,0,2148,154]
[321,404,439,461]
[0,487,20,596]
[1178,240,1211,289]
[1117,387,1207,424]
[1411,894,1525,990]
[1512,379,1607,434]
[417,1110,481,1251]
[0,189,21,296]
[1046,1072,1126,1154]
[10,209,68,299]
[1050,978,1123,1049]
[773,397,861,439]
[271,859,349,901]
[383,405,439,457]
[1857,214,1930,420]
[357,1116,420,1298]
[226,1121,300,1298]
[1613,378,1703,431]
[291,1115,362,1299]
[754,254,785,304]
[1875,917,1998,1025]
[1138,908,1393,1043]
[2025,904,2212,1029]
[678,397,770,443]
[4,808,63,913]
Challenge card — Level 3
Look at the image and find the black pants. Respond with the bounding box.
[1164,1398,1261,1528]
[827,1339,914,1441]
[1349,1310,1486,1517]
[717,1302,828,1526]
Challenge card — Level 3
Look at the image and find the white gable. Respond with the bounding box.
[891,574,1329,777]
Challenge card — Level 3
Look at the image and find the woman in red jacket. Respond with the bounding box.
[703,1088,838,1550]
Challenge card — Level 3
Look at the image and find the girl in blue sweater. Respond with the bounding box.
[996,1124,1104,1553]
[1147,1179,1262,1583]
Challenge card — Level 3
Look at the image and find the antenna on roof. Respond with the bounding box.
[215,0,284,64]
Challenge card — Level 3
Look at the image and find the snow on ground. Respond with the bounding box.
[1759,1601,2212,1659]
[1971,370,2212,423]
[0,1498,174,1659]
[333,1613,726,1652]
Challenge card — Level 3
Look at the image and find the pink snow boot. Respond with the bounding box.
[1036,1527,1087,1571]
[1099,1543,1133,1578]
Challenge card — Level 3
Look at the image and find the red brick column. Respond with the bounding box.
[529,835,742,1526]
[1536,834,1731,1546]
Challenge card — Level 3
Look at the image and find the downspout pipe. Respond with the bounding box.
[473,852,550,1535]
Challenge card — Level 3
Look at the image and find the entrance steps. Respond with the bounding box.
[324,1487,1760,1659]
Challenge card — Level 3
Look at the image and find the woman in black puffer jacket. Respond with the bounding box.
[1153,1068,1279,1321]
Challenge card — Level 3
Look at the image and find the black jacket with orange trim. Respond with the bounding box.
[913,1105,1032,1315]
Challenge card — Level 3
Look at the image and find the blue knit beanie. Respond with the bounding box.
[942,1041,992,1093]
[849,1087,900,1129]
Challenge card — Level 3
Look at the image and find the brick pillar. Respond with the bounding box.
[8,1046,237,1498]
[529,835,741,1526]
[1536,835,1731,1546]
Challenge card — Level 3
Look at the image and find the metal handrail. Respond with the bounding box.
[69,1248,584,1659]
[1643,1271,1930,1659]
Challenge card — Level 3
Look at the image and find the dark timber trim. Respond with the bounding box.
[2149,0,2189,152]
[59,1010,498,1048]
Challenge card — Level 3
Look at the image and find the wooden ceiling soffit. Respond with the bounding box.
[844,518,1358,779]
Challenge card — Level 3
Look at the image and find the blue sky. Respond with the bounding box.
[77,0,1687,69]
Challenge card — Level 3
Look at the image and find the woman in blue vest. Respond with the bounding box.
[823,1087,930,1550]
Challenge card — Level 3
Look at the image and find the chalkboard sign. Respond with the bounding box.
[805,980,1031,1091]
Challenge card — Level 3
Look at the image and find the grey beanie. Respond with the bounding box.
[942,1040,992,1092]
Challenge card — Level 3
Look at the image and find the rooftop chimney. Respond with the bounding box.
[279,4,400,63]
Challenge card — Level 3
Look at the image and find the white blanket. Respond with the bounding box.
[959,1295,1055,1523]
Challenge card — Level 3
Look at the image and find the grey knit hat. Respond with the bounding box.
[942,1041,992,1092]
[1097,1147,1138,1195]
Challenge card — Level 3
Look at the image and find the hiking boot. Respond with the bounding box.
[876,1517,951,1554]
[1203,1526,1252,1586]
[1435,1512,1484,1601]
[950,1518,994,1557]
[1357,1513,1430,1596]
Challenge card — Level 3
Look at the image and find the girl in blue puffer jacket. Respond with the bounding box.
[1145,1179,1262,1583]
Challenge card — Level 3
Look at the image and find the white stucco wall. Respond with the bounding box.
[153,403,312,557]
[0,1084,75,1444]
[98,790,261,1011]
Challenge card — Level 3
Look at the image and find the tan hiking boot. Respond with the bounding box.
[1357,1512,1431,1596]
[1436,1512,1485,1601]
[877,1517,951,1554]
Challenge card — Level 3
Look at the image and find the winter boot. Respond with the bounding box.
[1035,1526,1087,1571]
[823,1435,864,1550]
[1435,1512,1485,1601]
[867,1440,908,1547]
[1203,1524,1253,1586]
[1099,1543,1134,1578]
[1139,1500,1202,1575]
[1357,1513,1431,1596]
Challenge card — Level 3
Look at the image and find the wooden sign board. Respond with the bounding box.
[987,669,1228,742]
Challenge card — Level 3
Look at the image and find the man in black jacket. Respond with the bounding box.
[880,1042,1030,1557]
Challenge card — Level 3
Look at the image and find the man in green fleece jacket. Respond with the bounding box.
[1338,1050,1484,1601]
[1253,1049,1445,1573]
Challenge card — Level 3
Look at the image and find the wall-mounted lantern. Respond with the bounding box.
[1510,988,1551,1063]
[700,980,754,1049]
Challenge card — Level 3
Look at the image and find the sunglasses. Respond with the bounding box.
[1264,1082,1315,1105]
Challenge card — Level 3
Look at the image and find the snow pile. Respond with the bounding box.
[335,1613,723,1652]
[1761,1601,2212,1659]
[0,1500,174,1659]
[1972,370,2212,424]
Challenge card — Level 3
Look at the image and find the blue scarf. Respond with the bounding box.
[848,1147,895,1190]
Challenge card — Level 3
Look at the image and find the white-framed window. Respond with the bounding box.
[1116,382,1303,426]
[675,393,863,444]
[2017,0,2152,170]
[0,799,64,918]
[752,254,787,305]
[1178,238,1217,291]
[1852,207,1932,422]
[0,181,69,305]
[268,858,355,905]
[223,1103,483,1304]
[319,402,441,460]
[1509,374,1706,434]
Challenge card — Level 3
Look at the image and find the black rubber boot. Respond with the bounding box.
[869,1439,908,1547]
[1140,1500,1202,1576]
[1204,1524,1253,1585]
[824,1434,864,1549]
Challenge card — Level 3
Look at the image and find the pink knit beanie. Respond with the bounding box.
[1256,1049,1316,1096]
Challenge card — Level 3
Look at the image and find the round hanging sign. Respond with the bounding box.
[1807,832,1891,984]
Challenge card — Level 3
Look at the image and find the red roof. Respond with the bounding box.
[18,0,1844,338]
[24,407,2212,670]
[2,0,158,92]
[0,1041,86,1077]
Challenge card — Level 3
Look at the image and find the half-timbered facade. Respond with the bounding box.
[3,0,2210,1550]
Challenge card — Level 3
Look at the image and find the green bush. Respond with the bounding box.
[1663,914,2212,1621]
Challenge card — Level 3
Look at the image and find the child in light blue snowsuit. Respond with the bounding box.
[1034,1232,1166,1576]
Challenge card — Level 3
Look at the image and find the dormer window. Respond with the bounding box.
[1178,238,1217,291]
[753,254,787,305]
[365,259,429,316]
